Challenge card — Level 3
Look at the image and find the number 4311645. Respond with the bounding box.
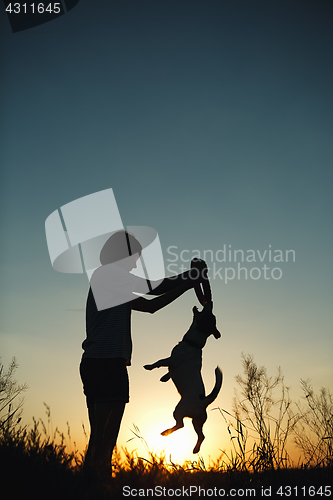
[5,3,61,14]
[277,486,331,496]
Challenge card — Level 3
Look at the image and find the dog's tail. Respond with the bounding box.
[204,366,223,407]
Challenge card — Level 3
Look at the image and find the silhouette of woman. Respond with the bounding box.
[79,230,206,482]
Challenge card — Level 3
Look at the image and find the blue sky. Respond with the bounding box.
[0,0,332,463]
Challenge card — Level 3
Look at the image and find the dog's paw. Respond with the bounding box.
[193,436,205,454]
[193,444,200,454]
[144,364,153,370]
[160,373,170,382]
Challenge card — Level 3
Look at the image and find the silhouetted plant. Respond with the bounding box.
[217,354,298,471]
[0,357,28,439]
[293,380,333,467]
[212,406,249,471]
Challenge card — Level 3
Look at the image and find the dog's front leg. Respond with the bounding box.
[144,357,171,371]
[160,372,171,382]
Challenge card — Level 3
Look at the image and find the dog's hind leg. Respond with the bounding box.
[144,357,171,371]
[192,412,207,454]
[161,417,184,436]
[161,419,184,436]
[161,403,185,436]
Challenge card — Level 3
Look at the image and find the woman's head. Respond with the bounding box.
[100,231,142,267]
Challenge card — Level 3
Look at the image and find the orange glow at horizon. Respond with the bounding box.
[132,419,202,465]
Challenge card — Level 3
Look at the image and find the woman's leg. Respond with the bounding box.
[83,404,97,475]
[80,357,128,480]
[87,401,126,480]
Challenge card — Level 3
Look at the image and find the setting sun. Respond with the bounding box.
[142,419,202,465]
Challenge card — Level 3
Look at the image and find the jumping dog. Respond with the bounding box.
[144,299,222,454]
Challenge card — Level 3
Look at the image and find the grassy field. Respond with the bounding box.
[1,355,332,499]
[0,435,331,500]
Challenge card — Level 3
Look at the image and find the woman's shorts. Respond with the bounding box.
[79,357,129,407]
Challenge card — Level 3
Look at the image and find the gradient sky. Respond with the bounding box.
[0,0,332,465]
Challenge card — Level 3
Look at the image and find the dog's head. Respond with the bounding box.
[192,301,221,339]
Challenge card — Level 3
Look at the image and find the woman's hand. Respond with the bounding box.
[190,258,207,279]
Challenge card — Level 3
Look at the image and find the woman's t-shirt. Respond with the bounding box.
[82,263,150,364]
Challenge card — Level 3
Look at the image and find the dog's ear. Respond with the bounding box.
[213,328,221,339]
